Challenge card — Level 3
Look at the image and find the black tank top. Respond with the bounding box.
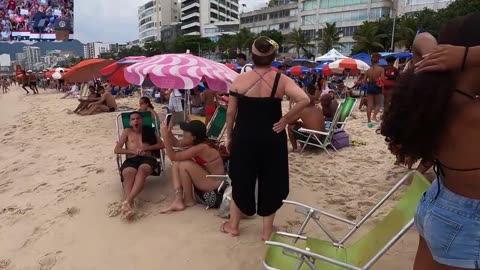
[230,72,283,140]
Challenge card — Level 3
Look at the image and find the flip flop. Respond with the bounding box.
[220,221,239,237]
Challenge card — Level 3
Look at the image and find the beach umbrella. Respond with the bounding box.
[63,59,115,83]
[350,53,387,66]
[100,56,147,87]
[283,58,317,68]
[124,53,238,93]
[326,58,370,73]
[286,65,310,76]
[395,52,413,60]
[271,61,284,68]
[312,62,329,74]
[315,49,348,62]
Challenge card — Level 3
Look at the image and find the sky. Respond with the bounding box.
[75,0,265,43]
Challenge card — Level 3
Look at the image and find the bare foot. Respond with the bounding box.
[220,221,240,237]
[184,200,196,208]
[120,201,132,218]
[159,200,185,214]
[262,226,279,241]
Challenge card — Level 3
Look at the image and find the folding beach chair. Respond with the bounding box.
[115,111,166,181]
[206,105,227,141]
[263,171,431,270]
[337,97,357,130]
[296,101,345,157]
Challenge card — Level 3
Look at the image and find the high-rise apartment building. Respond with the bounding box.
[138,0,181,44]
[23,46,41,70]
[299,0,395,54]
[396,0,454,15]
[84,42,111,58]
[181,0,240,39]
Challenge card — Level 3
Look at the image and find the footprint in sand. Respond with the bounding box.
[0,259,11,269]
[107,202,122,217]
[65,207,80,217]
[0,180,13,194]
[38,253,56,270]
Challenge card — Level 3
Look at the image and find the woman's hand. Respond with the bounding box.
[160,121,169,137]
[415,45,466,73]
[273,117,287,133]
[224,137,232,154]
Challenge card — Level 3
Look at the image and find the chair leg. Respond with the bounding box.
[324,147,333,158]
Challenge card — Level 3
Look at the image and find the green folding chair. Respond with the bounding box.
[296,101,345,157]
[115,111,165,180]
[264,171,431,270]
[337,97,357,130]
[206,105,227,141]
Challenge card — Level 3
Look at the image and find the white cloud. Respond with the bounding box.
[74,0,264,43]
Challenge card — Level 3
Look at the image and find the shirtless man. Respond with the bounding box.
[114,111,165,219]
[69,86,101,114]
[200,83,217,125]
[287,87,325,152]
[79,86,117,116]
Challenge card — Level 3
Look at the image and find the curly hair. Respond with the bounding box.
[378,13,480,162]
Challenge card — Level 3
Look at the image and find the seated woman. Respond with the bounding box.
[138,97,159,121]
[159,120,225,213]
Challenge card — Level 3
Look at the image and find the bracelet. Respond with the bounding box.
[461,46,469,71]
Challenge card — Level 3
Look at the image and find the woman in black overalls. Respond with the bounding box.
[220,37,310,240]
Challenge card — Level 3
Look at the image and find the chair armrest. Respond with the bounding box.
[283,200,356,226]
[298,128,329,136]
[264,241,362,270]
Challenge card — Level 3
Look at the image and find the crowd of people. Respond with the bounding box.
[4,12,479,269]
[0,0,73,41]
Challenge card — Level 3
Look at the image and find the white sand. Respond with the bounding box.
[0,86,423,270]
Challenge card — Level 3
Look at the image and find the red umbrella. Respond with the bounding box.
[100,56,147,87]
[63,59,115,83]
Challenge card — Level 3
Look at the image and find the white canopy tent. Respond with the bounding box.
[315,49,349,62]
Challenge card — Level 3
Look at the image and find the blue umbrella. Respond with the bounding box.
[272,61,284,68]
[350,53,387,66]
[312,62,329,73]
[395,52,413,60]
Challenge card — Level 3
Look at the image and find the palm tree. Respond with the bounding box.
[317,22,345,55]
[395,17,418,49]
[236,28,256,52]
[352,21,388,53]
[286,28,315,58]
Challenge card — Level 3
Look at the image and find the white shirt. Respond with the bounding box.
[240,64,254,73]
[168,89,184,112]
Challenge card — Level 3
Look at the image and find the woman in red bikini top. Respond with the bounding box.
[159,120,225,213]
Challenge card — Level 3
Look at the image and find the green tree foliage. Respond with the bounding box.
[286,28,315,57]
[236,27,256,52]
[118,45,145,59]
[169,35,215,55]
[352,21,387,54]
[144,41,168,56]
[317,22,344,54]
[352,0,480,54]
[258,29,285,48]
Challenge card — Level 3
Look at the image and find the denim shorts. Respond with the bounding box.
[415,178,480,269]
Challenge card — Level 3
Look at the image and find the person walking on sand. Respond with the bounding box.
[363,53,384,128]
[220,36,309,241]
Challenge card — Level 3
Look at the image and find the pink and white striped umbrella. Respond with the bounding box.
[124,53,238,92]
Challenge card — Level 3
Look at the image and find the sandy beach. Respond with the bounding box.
[0,86,424,270]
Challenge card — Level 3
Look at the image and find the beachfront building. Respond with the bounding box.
[240,1,299,35]
[138,0,181,44]
[299,0,394,55]
[23,46,41,71]
[84,42,111,59]
[396,0,455,15]
[181,0,240,39]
